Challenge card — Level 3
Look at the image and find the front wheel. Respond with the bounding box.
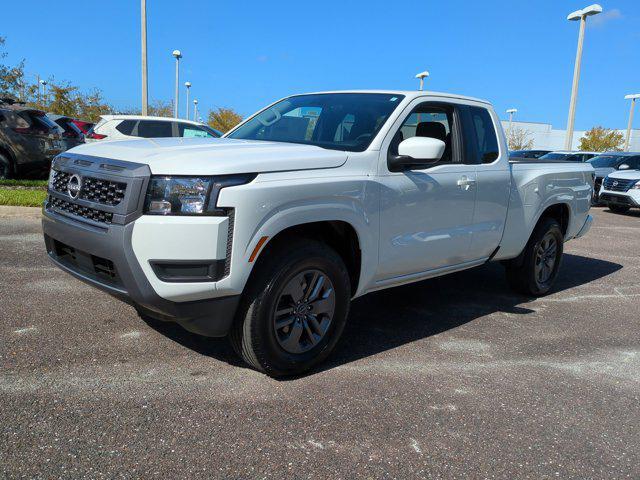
[230,239,351,377]
[505,217,564,296]
[608,204,630,214]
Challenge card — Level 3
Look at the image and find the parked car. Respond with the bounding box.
[599,161,640,213]
[42,90,594,377]
[0,98,64,179]
[509,149,551,160]
[588,152,640,204]
[71,119,94,135]
[538,150,599,162]
[48,114,85,151]
[86,115,222,142]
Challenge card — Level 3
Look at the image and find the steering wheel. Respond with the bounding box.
[354,133,371,143]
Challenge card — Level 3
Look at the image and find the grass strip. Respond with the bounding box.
[0,189,47,207]
[0,179,48,189]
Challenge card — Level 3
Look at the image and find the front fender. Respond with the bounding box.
[215,176,378,298]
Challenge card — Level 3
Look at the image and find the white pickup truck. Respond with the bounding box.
[42,91,594,376]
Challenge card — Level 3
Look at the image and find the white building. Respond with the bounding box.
[500,120,640,152]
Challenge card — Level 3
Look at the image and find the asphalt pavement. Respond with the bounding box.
[1,207,639,479]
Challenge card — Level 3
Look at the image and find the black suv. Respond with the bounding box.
[0,98,64,179]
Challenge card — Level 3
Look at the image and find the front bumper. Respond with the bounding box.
[599,189,640,208]
[43,210,239,337]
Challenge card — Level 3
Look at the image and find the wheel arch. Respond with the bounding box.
[505,201,571,268]
[256,220,363,296]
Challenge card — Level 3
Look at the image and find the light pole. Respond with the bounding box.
[193,99,198,122]
[506,108,518,137]
[564,4,602,150]
[172,50,182,118]
[141,0,148,116]
[184,82,191,120]
[39,79,47,105]
[415,71,429,91]
[624,94,640,152]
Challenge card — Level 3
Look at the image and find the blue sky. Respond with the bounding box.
[2,0,639,129]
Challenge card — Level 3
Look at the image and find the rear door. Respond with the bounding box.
[464,105,511,260]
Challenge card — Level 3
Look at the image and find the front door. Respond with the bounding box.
[376,101,478,281]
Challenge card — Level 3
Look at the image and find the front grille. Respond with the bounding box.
[603,177,637,192]
[51,169,127,206]
[47,196,114,224]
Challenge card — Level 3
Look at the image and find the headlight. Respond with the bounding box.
[144,174,255,215]
[632,181,640,190]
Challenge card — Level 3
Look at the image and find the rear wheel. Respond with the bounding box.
[230,239,351,377]
[0,152,12,180]
[608,204,630,214]
[505,217,564,296]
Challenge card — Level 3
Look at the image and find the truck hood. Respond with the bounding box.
[67,138,348,175]
[606,169,640,181]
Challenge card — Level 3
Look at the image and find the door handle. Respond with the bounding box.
[457,177,476,191]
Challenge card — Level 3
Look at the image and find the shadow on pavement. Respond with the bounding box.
[603,208,640,218]
[141,253,622,376]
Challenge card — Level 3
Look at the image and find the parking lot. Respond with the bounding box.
[0,206,638,478]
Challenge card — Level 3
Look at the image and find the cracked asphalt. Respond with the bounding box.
[1,207,639,479]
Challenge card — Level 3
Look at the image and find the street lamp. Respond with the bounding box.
[564,4,603,150]
[506,108,518,136]
[415,71,429,91]
[39,79,47,105]
[624,94,640,152]
[172,49,182,118]
[193,99,198,122]
[184,82,191,120]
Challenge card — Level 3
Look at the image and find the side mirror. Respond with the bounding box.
[388,136,446,172]
[618,163,630,170]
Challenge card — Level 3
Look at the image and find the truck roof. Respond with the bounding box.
[292,90,492,105]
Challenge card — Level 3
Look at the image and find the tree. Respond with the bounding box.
[578,126,624,152]
[147,99,173,117]
[208,107,243,133]
[120,99,173,118]
[1,36,112,122]
[506,127,534,150]
[0,36,27,100]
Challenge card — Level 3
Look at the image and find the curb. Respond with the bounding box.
[0,205,42,218]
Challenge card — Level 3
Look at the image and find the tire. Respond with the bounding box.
[230,238,351,377]
[0,152,12,180]
[505,217,564,296]
[608,204,630,214]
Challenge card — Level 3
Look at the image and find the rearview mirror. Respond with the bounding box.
[618,163,630,170]
[388,137,446,172]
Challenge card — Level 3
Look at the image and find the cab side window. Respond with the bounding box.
[389,104,457,164]
[137,120,173,138]
[115,120,136,136]
[468,107,499,163]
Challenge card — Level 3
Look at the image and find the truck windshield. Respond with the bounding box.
[226,93,404,152]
